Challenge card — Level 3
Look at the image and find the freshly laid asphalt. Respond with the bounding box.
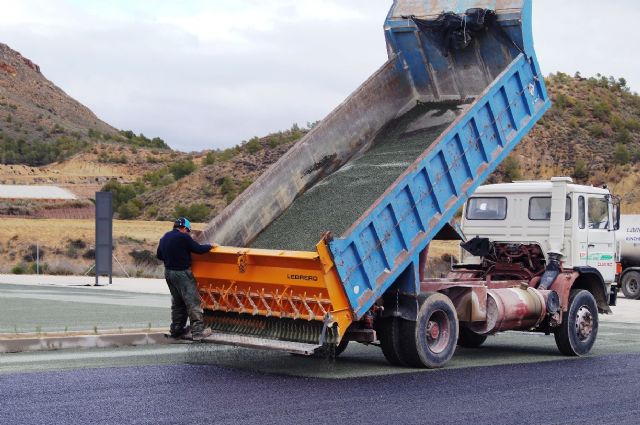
[1,280,640,424]
[1,353,639,425]
[1,279,640,424]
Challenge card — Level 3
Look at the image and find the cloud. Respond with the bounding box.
[0,0,638,152]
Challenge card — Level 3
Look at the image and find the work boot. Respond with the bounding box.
[170,325,190,339]
[191,328,212,342]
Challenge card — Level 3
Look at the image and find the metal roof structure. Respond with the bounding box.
[0,184,77,200]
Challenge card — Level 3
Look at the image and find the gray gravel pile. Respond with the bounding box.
[251,102,461,251]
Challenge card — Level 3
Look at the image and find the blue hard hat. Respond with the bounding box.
[174,217,191,232]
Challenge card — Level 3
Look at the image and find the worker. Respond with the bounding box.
[156,217,214,341]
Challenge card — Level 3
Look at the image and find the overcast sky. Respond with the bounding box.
[1,0,638,152]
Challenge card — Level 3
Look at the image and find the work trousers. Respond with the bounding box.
[164,268,205,335]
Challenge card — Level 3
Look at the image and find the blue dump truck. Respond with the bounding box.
[188,0,578,368]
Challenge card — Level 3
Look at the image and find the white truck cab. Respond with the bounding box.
[460,177,620,295]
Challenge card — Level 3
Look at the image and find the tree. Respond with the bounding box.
[614,144,630,165]
[101,180,137,211]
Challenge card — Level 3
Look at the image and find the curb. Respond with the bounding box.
[0,332,171,354]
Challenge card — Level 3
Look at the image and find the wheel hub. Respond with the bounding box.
[629,279,639,295]
[575,306,593,341]
[427,321,440,340]
[425,310,450,354]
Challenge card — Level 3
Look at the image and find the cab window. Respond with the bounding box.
[588,197,609,229]
[528,197,571,220]
[466,197,507,220]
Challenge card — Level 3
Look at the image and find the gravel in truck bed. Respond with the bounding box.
[250,102,462,251]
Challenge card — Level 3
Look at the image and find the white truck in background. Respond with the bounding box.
[617,215,640,299]
[458,177,619,312]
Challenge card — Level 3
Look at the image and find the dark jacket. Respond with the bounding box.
[156,229,212,271]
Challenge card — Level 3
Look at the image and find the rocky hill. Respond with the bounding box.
[0,43,170,166]
[2,39,639,220]
[0,43,118,140]
[492,73,640,212]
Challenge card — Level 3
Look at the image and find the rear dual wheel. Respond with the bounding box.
[457,326,488,348]
[377,293,459,368]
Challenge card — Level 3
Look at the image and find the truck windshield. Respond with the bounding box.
[466,197,507,220]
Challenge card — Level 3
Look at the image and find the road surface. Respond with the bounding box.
[1,353,638,425]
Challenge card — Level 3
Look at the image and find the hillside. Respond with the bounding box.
[2,42,639,220]
[129,74,640,223]
[492,73,640,212]
[0,43,170,166]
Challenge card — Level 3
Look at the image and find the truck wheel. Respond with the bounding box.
[376,317,406,366]
[621,271,640,300]
[398,293,459,368]
[457,326,488,348]
[554,289,598,356]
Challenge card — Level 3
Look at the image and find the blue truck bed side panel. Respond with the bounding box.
[329,52,551,318]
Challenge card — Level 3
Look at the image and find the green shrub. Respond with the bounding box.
[267,137,279,148]
[245,137,262,154]
[11,264,24,274]
[0,135,89,166]
[146,205,159,218]
[118,130,170,149]
[218,176,235,195]
[203,152,217,165]
[175,203,210,222]
[129,249,161,266]
[614,144,631,165]
[238,179,252,193]
[592,101,611,120]
[169,160,197,180]
[118,201,141,219]
[588,123,605,138]
[100,180,137,211]
[503,155,521,181]
[573,159,589,180]
[616,128,631,144]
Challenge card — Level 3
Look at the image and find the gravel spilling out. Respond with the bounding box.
[251,102,462,251]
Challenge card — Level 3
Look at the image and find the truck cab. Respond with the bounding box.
[460,177,620,298]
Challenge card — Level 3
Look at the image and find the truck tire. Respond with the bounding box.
[457,326,488,348]
[376,317,406,366]
[621,271,640,300]
[398,293,459,368]
[554,289,598,356]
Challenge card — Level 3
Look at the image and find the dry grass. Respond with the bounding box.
[0,218,205,249]
[0,218,206,276]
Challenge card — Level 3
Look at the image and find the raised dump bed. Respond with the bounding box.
[192,0,551,359]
